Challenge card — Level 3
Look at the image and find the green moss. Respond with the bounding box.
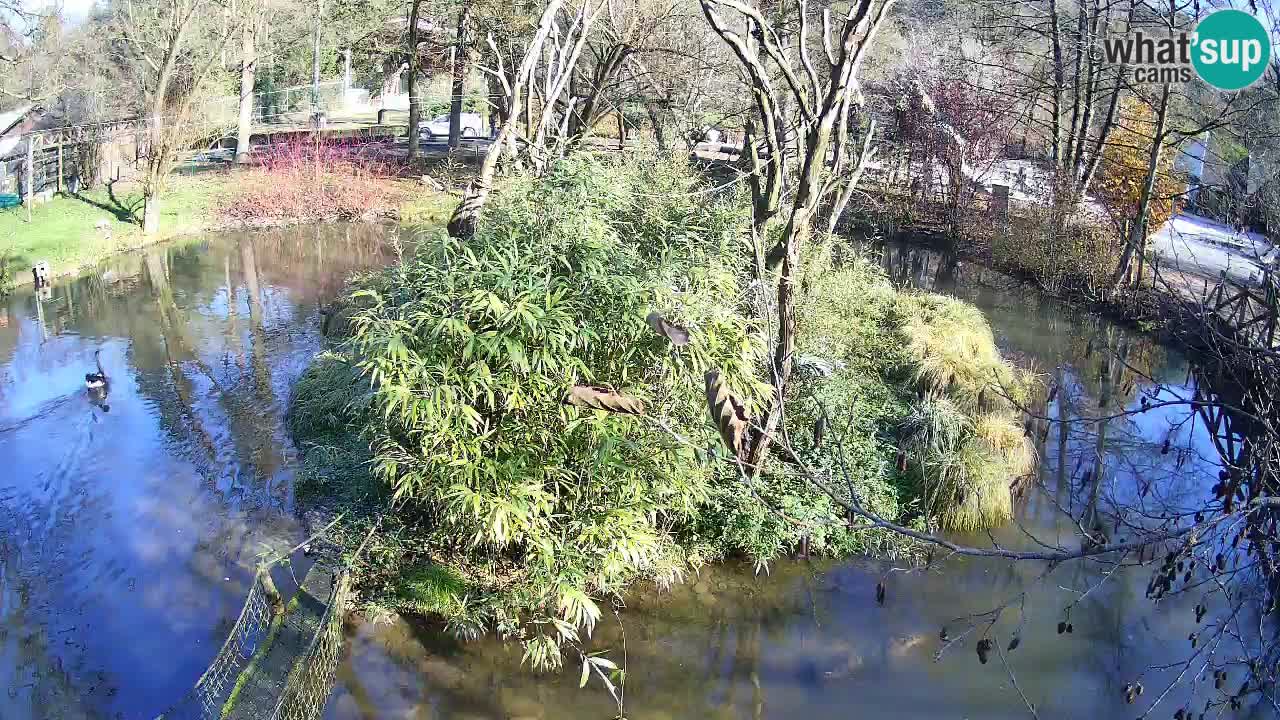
[218,599,291,719]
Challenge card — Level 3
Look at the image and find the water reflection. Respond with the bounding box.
[0,224,395,719]
[325,240,1267,719]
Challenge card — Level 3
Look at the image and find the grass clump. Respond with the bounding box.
[790,247,1037,534]
[899,293,1034,412]
[894,291,1038,532]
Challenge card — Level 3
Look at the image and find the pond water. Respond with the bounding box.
[0,224,396,719]
[0,229,1264,720]
[322,241,1267,720]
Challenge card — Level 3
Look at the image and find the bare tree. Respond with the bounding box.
[447,0,602,238]
[114,0,234,234]
[0,5,76,104]
[698,0,891,471]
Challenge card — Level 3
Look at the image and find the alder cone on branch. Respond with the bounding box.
[705,370,751,460]
[564,385,646,415]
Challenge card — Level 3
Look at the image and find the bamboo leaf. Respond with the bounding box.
[564,385,646,415]
[646,310,691,346]
[705,370,751,460]
[589,656,618,670]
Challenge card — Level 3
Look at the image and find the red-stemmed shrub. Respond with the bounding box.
[220,137,408,225]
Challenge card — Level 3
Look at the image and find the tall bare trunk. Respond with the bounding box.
[447,3,470,149]
[235,20,256,164]
[1047,0,1065,169]
[143,107,165,235]
[311,0,324,110]
[407,0,424,159]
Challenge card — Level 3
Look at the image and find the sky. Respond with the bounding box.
[22,0,96,25]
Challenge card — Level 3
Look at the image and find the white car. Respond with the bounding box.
[419,113,487,140]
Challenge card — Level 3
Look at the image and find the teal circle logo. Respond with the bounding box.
[1192,10,1271,90]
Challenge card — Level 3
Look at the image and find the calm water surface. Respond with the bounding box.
[0,229,1266,720]
[322,241,1268,720]
[0,224,395,719]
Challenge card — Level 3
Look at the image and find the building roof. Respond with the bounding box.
[0,104,34,136]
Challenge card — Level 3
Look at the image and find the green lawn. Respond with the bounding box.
[0,168,456,290]
[0,173,233,286]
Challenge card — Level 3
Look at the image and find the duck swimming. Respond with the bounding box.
[85,350,108,391]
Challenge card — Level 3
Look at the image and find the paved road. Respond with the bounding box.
[1150,213,1274,286]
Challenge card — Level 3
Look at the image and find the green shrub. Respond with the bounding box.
[790,248,1037,534]
[694,248,924,565]
[341,155,764,668]
[990,208,1116,291]
[289,157,1040,670]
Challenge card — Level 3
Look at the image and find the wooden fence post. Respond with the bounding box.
[25,138,33,223]
[57,141,63,194]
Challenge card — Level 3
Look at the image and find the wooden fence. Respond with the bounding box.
[1199,269,1280,350]
[0,121,143,200]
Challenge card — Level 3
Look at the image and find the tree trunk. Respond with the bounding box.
[447,3,470,149]
[143,192,161,235]
[311,0,324,110]
[448,0,563,238]
[646,102,666,152]
[236,20,257,164]
[1047,0,1065,168]
[523,85,533,139]
[407,0,424,159]
[745,110,842,472]
[143,106,165,235]
[1110,84,1171,289]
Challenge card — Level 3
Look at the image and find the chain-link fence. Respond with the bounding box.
[269,571,354,720]
[155,567,279,720]
[200,80,349,128]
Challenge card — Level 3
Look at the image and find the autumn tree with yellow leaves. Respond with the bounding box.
[1096,95,1185,285]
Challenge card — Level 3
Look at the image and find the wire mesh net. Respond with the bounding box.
[152,516,370,720]
[155,569,276,720]
[269,571,354,720]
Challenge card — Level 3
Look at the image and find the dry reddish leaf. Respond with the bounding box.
[705,370,751,460]
[564,385,646,415]
[646,311,691,347]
